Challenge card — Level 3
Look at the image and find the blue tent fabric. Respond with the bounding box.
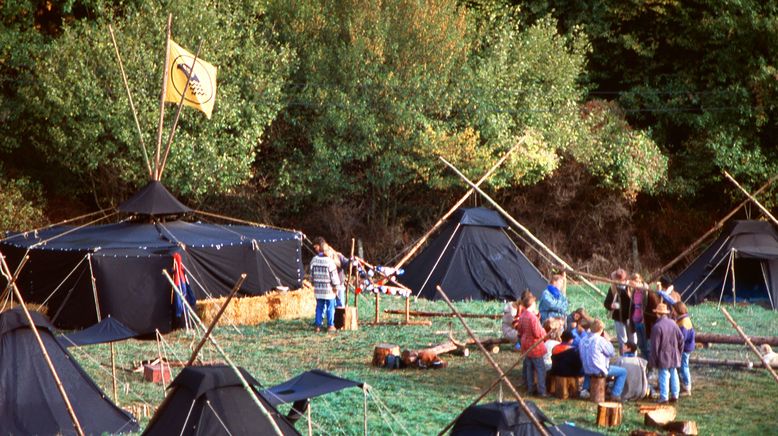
[262,369,363,406]
[457,207,508,227]
[59,316,138,347]
[117,181,192,216]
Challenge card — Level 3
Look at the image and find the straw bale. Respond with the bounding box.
[196,284,314,326]
[1,302,48,316]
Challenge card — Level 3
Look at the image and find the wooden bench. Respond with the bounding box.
[547,375,582,399]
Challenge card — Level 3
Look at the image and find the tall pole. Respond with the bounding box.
[438,156,604,296]
[436,285,549,436]
[346,238,355,308]
[394,139,524,270]
[723,171,778,227]
[721,307,778,385]
[154,14,173,180]
[0,254,85,436]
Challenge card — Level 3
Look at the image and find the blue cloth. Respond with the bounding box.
[634,322,650,360]
[571,329,589,347]
[523,356,547,396]
[580,333,615,376]
[657,290,677,305]
[658,367,680,401]
[680,352,692,390]
[608,365,628,398]
[538,287,568,322]
[314,298,336,328]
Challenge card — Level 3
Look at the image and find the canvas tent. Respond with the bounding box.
[450,401,602,436]
[0,181,304,333]
[402,207,546,301]
[0,308,138,435]
[144,365,300,436]
[675,220,778,309]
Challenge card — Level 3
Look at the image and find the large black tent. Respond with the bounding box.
[0,308,138,435]
[675,220,778,309]
[144,365,300,436]
[0,181,304,333]
[451,401,602,436]
[262,369,364,406]
[402,208,546,301]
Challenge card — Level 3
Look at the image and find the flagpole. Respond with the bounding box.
[158,40,203,180]
[154,14,173,181]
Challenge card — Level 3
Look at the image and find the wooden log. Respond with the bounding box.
[596,402,623,427]
[664,420,698,435]
[643,405,677,428]
[590,376,606,403]
[372,344,400,367]
[549,376,581,400]
[690,356,778,369]
[696,332,778,347]
[335,307,358,331]
[383,309,501,319]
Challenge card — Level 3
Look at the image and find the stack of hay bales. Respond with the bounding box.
[197,281,315,326]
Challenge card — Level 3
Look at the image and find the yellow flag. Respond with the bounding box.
[164,39,218,119]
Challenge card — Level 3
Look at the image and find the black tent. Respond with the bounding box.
[0,182,304,334]
[451,401,602,436]
[402,208,546,301]
[0,308,138,435]
[59,316,138,347]
[144,365,300,436]
[675,220,778,309]
[262,369,364,406]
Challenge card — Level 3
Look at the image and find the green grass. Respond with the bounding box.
[72,285,778,435]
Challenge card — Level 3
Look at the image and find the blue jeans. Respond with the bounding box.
[315,298,336,328]
[634,322,649,360]
[658,367,680,401]
[582,365,627,398]
[335,285,346,308]
[523,357,547,395]
[680,352,691,390]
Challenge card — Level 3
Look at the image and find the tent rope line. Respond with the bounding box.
[205,399,235,436]
[251,239,284,288]
[760,261,775,309]
[681,248,731,304]
[415,222,461,298]
[40,255,88,307]
[29,211,118,249]
[51,268,89,324]
[178,399,197,436]
[193,209,304,237]
[87,254,102,321]
[369,389,411,436]
[0,208,113,243]
[260,388,333,436]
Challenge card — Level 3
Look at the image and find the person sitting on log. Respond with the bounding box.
[650,303,684,404]
[502,299,523,345]
[539,274,569,323]
[550,330,583,378]
[604,268,636,355]
[614,342,650,401]
[515,293,548,397]
[579,319,628,402]
[675,302,695,397]
[543,318,563,369]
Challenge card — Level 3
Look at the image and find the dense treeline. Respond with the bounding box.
[1,0,776,272]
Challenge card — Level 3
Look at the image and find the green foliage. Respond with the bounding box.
[0,165,47,232]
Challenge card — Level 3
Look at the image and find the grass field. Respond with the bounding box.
[72,284,778,435]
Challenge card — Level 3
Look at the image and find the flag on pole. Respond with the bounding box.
[164,39,218,119]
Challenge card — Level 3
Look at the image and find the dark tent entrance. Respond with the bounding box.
[675,220,778,310]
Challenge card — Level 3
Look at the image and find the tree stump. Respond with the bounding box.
[664,421,698,435]
[335,307,358,330]
[372,344,399,367]
[590,376,606,403]
[641,404,677,428]
[549,375,581,399]
[596,401,623,427]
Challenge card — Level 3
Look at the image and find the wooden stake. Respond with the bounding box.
[721,307,778,384]
[158,40,204,179]
[394,139,524,270]
[363,387,369,436]
[436,285,550,436]
[723,171,778,227]
[108,24,153,178]
[374,293,380,323]
[730,248,737,307]
[307,400,313,436]
[347,238,355,308]
[186,274,247,366]
[439,156,603,297]
[0,254,85,436]
[154,14,173,180]
[404,296,410,323]
[111,342,118,404]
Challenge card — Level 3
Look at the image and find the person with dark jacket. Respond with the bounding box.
[675,302,695,396]
[650,303,684,403]
[603,268,635,354]
[550,330,582,377]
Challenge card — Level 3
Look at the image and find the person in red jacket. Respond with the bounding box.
[516,293,548,397]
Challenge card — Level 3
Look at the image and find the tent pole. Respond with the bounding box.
[731,249,737,307]
[307,401,313,436]
[163,270,285,436]
[0,254,29,303]
[438,156,603,297]
[363,387,368,436]
[155,330,166,399]
[760,262,775,310]
[721,307,778,385]
[154,14,173,180]
[87,254,102,322]
[723,171,778,227]
[718,253,732,309]
[436,285,550,436]
[347,238,355,308]
[394,138,524,270]
[414,222,461,299]
[0,254,85,436]
[111,342,118,404]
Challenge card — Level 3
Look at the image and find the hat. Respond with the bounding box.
[654,302,671,315]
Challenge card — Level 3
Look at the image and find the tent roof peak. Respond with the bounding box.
[117,181,192,216]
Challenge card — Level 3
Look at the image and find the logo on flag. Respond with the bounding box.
[164,39,217,119]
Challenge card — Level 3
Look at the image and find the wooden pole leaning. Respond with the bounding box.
[154,14,173,180]
[162,270,285,436]
[0,254,29,303]
[438,156,604,297]
[394,138,524,270]
[0,254,85,436]
[158,40,204,179]
[186,273,247,366]
[347,238,355,308]
[721,307,778,385]
[436,285,550,436]
[723,171,778,227]
[108,24,153,178]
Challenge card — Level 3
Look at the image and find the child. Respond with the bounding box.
[502,300,522,344]
[515,293,548,397]
[571,318,591,348]
[675,302,695,396]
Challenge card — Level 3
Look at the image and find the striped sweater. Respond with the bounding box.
[310,254,340,300]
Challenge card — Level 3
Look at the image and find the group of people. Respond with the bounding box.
[502,269,696,404]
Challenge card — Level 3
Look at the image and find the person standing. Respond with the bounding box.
[579,319,628,401]
[604,268,635,354]
[310,237,341,332]
[538,274,569,324]
[630,273,650,360]
[322,240,349,308]
[516,293,548,397]
[650,303,684,403]
[675,302,695,396]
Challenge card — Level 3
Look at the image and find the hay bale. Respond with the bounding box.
[195,286,314,326]
[1,302,48,316]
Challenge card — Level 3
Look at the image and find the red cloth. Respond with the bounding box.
[516,310,547,358]
[552,343,572,355]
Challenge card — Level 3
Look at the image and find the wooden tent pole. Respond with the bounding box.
[723,171,778,227]
[346,238,355,308]
[163,271,285,436]
[731,249,737,307]
[721,307,778,385]
[650,173,778,282]
[154,14,173,180]
[108,24,153,178]
[110,342,118,404]
[394,138,524,270]
[0,254,29,303]
[438,156,604,297]
[363,387,368,436]
[0,254,85,436]
[307,401,313,436]
[158,40,204,179]
[436,285,550,436]
[186,274,247,366]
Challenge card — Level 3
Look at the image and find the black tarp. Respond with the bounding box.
[144,365,300,436]
[118,180,192,216]
[0,308,138,435]
[59,316,138,347]
[675,220,778,309]
[451,401,602,436]
[262,369,364,406]
[1,220,303,333]
[402,208,547,301]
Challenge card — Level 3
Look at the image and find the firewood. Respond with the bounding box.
[644,405,677,428]
[596,401,623,427]
[696,332,778,347]
[664,420,698,435]
[629,431,661,436]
